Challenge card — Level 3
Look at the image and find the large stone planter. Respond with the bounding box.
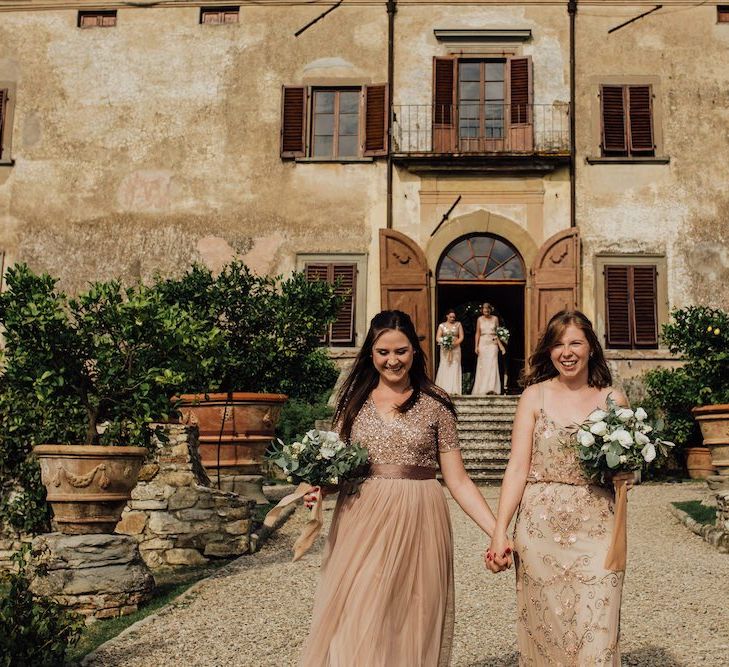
[34,445,147,535]
[177,393,287,475]
[693,404,729,474]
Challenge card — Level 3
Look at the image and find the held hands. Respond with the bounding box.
[484,533,514,573]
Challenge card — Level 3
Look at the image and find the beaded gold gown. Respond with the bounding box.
[298,393,460,667]
[513,400,624,666]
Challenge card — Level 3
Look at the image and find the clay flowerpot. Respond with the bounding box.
[34,445,147,534]
[684,446,717,480]
[692,404,729,475]
[177,393,287,475]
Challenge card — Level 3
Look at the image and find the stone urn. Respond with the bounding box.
[693,404,729,474]
[684,446,716,480]
[34,445,147,534]
[177,393,287,475]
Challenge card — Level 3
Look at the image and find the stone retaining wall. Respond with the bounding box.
[116,424,255,568]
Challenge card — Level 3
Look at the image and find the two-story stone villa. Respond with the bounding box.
[1,1,727,385]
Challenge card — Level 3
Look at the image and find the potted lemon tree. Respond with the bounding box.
[645,306,729,481]
[0,264,219,534]
[152,262,342,483]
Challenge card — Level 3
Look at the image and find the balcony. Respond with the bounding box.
[391,102,570,172]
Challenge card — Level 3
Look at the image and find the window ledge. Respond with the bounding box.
[0,159,15,167]
[605,348,678,361]
[294,157,375,164]
[586,156,670,165]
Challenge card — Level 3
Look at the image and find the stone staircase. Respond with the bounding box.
[452,394,519,483]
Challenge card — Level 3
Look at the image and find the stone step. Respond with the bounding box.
[460,449,511,462]
[457,415,515,424]
[458,429,512,440]
[456,407,516,416]
[453,396,520,406]
[464,470,507,483]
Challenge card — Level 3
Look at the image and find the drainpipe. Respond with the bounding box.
[568,0,577,228]
[386,0,396,229]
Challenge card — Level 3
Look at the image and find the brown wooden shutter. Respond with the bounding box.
[306,264,330,343]
[508,56,533,151]
[632,265,658,347]
[604,265,632,348]
[0,89,6,160]
[362,84,388,157]
[627,85,654,154]
[281,86,307,158]
[529,228,580,354]
[379,229,433,375]
[330,264,357,345]
[601,85,627,154]
[432,57,456,152]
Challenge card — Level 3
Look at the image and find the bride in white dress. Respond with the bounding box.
[434,309,463,395]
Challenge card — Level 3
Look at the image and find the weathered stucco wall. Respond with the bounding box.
[576,4,729,320]
[0,5,387,294]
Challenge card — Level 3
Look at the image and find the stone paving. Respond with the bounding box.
[86,482,729,667]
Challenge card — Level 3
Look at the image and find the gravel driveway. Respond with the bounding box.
[86,482,729,667]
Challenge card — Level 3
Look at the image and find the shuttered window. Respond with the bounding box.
[281,85,388,160]
[200,7,240,24]
[718,6,729,22]
[433,56,532,152]
[305,263,357,346]
[600,85,655,157]
[0,89,7,161]
[78,10,117,28]
[604,265,658,348]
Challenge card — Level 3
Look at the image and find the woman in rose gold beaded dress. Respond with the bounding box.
[299,310,501,667]
[487,310,632,666]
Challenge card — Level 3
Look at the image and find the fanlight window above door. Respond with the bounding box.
[438,235,525,281]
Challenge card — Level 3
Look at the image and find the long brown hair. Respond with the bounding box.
[334,310,455,443]
[522,310,612,388]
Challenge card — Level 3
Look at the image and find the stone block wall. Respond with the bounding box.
[116,424,255,568]
[0,522,32,571]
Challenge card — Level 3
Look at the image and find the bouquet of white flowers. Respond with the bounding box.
[264,430,368,560]
[440,330,455,351]
[572,395,674,571]
[496,326,510,345]
[574,396,674,484]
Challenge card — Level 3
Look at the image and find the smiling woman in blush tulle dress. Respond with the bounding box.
[487,310,633,666]
[298,310,501,667]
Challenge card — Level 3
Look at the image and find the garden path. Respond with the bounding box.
[86,482,729,667]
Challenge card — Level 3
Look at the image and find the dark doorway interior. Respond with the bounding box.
[436,283,525,394]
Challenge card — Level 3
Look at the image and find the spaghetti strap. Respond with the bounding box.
[540,382,545,410]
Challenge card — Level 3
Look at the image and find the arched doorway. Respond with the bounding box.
[436,233,526,393]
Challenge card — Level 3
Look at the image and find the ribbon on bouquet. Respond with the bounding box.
[445,347,453,363]
[263,482,323,562]
[604,475,629,572]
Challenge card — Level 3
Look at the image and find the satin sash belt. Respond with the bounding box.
[367,464,437,480]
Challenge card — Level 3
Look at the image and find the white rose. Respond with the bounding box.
[319,445,336,460]
[323,431,339,445]
[635,407,648,421]
[616,408,634,422]
[306,429,318,440]
[587,409,608,422]
[590,421,608,436]
[634,432,650,446]
[329,476,338,485]
[638,423,653,434]
[641,442,656,463]
[614,429,634,447]
[619,455,628,464]
[335,440,345,451]
[578,430,596,447]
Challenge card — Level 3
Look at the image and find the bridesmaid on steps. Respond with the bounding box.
[435,308,464,395]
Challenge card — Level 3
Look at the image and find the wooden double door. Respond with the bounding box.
[379,228,580,377]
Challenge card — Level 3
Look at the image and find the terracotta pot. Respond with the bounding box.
[692,404,729,475]
[177,392,287,475]
[34,444,147,535]
[684,446,717,480]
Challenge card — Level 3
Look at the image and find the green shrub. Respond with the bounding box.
[153,261,343,400]
[0,548,83,667]
[276,393,335,445]
[643,367,702,448]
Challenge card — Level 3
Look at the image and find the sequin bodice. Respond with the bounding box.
[350,393,460,469]
[526,410,592,486]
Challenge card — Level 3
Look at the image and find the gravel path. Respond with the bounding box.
[87,482,729,667]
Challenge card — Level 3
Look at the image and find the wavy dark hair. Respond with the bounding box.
[334,310,455,443]
[522,310,612,388]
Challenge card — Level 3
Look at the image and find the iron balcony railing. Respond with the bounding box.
[391,102,570,155]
